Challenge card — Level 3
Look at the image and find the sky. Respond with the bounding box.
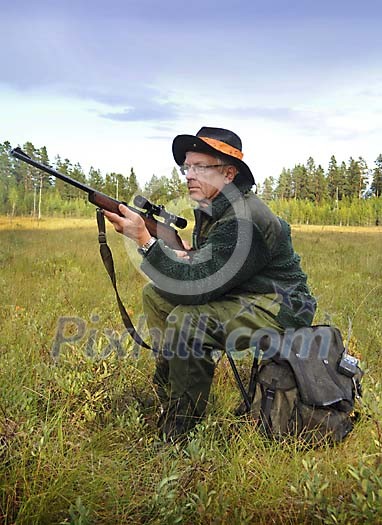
[1,0,382,187]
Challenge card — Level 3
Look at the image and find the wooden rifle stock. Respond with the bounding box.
[11,147,186,250]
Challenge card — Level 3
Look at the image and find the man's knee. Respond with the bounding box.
[169,303,211,329]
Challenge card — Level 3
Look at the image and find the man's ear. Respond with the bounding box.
[224,165,238,184]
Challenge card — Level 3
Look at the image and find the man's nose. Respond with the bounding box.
[186,168,196,180]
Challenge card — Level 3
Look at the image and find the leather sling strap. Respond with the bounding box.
[96,209,154,351]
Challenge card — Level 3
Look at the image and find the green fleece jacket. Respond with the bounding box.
[141,180,316,328]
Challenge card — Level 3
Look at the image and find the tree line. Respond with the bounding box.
[0,140,188,218]
[260,154,382,201]
[1,140,381,225]
[259,154,382,226]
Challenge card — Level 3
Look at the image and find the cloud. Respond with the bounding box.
[5,0,382,23]
[198,103,382,144]
[2,0,381,128]
[100,99,180,122]
[229,106,298,122]
[200,104,327,135]
[357,88,382,99]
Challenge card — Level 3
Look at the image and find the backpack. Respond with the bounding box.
[232,325,363,444]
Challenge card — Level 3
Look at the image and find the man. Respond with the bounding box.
[104,127,316,440]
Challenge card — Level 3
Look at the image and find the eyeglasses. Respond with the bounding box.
[180,163,229,176]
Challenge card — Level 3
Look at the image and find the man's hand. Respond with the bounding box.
[103,203,152,247]
[173,239,192,260]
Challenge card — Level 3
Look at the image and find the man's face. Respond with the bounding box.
[183,151,234,202]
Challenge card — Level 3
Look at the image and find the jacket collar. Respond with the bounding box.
[196,177,253,221]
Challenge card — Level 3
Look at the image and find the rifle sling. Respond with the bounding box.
[96,209,153,351]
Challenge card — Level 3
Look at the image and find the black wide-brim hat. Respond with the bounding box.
[172,126,255,186]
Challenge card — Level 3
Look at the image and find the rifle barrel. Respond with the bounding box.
[11,147,97,195]
[10,147,187,250]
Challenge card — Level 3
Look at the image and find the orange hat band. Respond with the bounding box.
[199,137,244,160]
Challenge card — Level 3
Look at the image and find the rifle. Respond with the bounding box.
[11,146,189,352]
[11,147,187,250]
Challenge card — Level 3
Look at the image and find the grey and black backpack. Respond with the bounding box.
[230,325,363,444]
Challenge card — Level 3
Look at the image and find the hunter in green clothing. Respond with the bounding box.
[104,127,316,440]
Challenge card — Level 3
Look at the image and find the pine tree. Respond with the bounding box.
[55,157,79,200]
[22,142,39,194]
[275,168,292,200]
[144,175,173,203]
[291,164,307,200]
[0,141,13,213]
[37,147,54,189]
[167,168,188,200]
[71,163,87,200]
[327,155,341,200]
[305,157,316,201]
[345,157,367,199]
[357,157,368,198]
[313,164,327,202]
[127,168,139,202]
[261,176,275,201]
[338,161,348,201]
[144,175,160,202]
[35,146,54,218]
[8,186,19,216]
[20,142,43,214]
[104,172,119,199]
[371,154,382,197]
[88,167,104,192]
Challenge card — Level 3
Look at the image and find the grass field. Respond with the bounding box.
[1,216,381,524]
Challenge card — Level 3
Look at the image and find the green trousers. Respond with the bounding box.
[142,283,283,438]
